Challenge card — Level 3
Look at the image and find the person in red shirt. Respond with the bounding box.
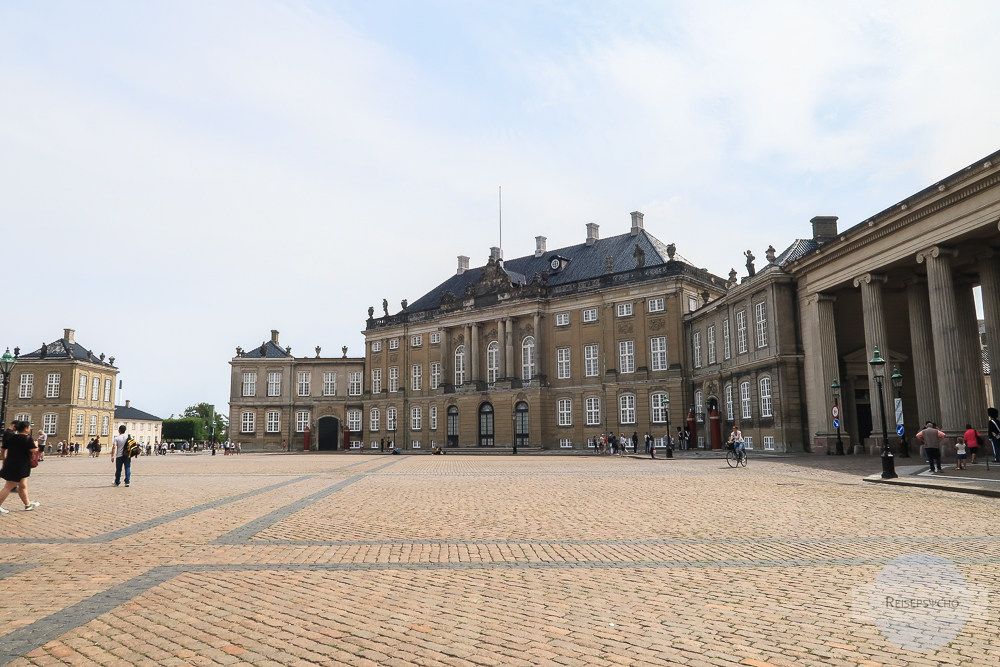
[963,424,980,464]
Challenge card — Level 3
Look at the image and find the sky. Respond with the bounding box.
[2,0,1000,421]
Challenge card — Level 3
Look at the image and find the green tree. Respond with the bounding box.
[180,403,227,443]
[161,417,207,441]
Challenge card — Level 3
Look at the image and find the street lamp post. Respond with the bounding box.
[891,366,909,458]
[663,394,672,458]
[869,346,897,479]
[0,348,18,433]
[831,378,845,456]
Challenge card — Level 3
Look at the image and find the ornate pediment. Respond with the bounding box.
[473,255,514,297]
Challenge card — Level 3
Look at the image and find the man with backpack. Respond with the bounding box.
[111,425,138,487]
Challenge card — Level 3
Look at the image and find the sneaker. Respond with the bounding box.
[24,502,40,511]
[124,483,129,487]
[0,506,9,514]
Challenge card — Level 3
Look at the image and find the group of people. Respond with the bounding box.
[917,408,1000,472]
[591,432,639,455]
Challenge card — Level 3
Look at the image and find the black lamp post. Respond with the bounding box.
[869,346,897,479]
[0,347,18,433]
[831,378,845,456]
[663,394,672,458]
[891,366,909,458]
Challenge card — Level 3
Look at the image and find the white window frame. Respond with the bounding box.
[486,341,499,383]
[389,367,399,393]
[582,308,598,323]
[297,411,310,433]
[555,313,570,326]
[297,372,311,397]
[736,310,748,354]
[585,397,601,426]
[763,435,775,451]
[521,337,535,381]
[42,413,57,436]
[411,334,422,348]
[372,340,382,353]
[556,347,571,379]
[323,372,336,396]
[388,338,399,350]
[412,364,422,391]
[723,319,732,360]
[647,297,664,313]
[242,372,256,397]
[650,336,667,372]
[755,301,768,349]
[560,438,573,448]
[76,413,85,436]
[740,381,752,419]
[104,378,112,402]
[619,395,636,424]
[744,436,754,451]
[584,344,599,377]
[430,332,441,344]
[455,345,466,385]
[725,384,734,421]
[386,407,397,432]
[430,362,441,390]
[47,373,61,398]
[707,325,716,365]
[430,405,438,430]
[693,331,702,368]
[347,410,362,432]
[760,377,773,417]
[18,374,33,399]
[349,372,362,396]
[89,414,98,436]
[411,406,422,430]
[266,410,280,433]
[651,392,669,423]
[91,376,100,401]
[557,398,572,426]
[695,390,704,421]
[78,374,87,400]
[267,372,281,397]
[616,302,633,317]
[372,368,382,394]
[102,415,109,436]
[619,340,635,374]
[369,408,380,432]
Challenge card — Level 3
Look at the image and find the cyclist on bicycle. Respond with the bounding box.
[728,425,745,459]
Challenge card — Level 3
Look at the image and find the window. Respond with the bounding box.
[297,372,311,397]
[372,368,382,394]
[582,308,598,323]
[584,344,599,377]
[388,338,399,350]
[266,411,280,433]
[47,373,61,398]
[411,335,422,347]
[430,405,438,430]
[650,337,668,372]
[240,372,256,397]
[744,436,754,451]
[556,347,571,379]
[723,319,732,360]
[369,408,380,431]
[560,438,573,448]
[619,395,636,424]
[19,374,33,399]
[585,397,601,426]
[616,302,633,317]
[557,398,572,426]
[754,302,768,349]
[688,295,699,312]
[521,337,535,381]
[297,411,310,433]
[651,392,669,423]
[763,435,775,451]
[555,313,570,326]
[91,376,100,401]
[725,384,734,421]
[14,413,30,424]
[693,332,702,368]
[102,415,109,436]
[760,377,773,417]
[89,414,98,436]
[412,364,422,391]
[740,381,752,419]
[78,374,88,399]
[647,297,664,313]
[431,362,441,390]
[323,372,336,396]
[386,407,397,432]
[104,379,112,402]
[486,341,499,383]
[349,372,362,396]
[411,406,422,430]
[430,332,441,344]
[454,345,466,384]
[267,372,281,397]
[707,326,716,364]
[347,410,361,432]
[736,310,748,354]
[389,367,399,392]
[695,390,703,421]
[411,439,421,449]
[619,340,635,374]
[372,341,382,353]
[42,413,57,435]
[76,414,85,436]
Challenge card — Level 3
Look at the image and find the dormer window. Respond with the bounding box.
[549,256,567,271]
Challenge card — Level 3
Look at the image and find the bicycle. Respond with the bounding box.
[726,441,747,468]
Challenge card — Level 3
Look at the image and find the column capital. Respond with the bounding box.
[852,272,887,288]
[916,246,958,264]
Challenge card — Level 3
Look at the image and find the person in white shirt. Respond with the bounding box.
[111,425,131,487]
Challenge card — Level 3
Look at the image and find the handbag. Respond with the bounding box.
[30,448,40,468]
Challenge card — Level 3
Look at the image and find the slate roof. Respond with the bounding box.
[238,340,291,358]
[18,337,116,367]
[114,405,163,422]
[405,228,709,314]
[774,238,819,267]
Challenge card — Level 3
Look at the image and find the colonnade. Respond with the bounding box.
[440,313,540,386]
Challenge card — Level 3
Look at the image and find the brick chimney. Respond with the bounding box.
[630,211,644,236]
[270,330,280,344]
[586,223,599,246]
[64,328,75,344]
[125,399,131,408]
[811,216,838,242]
[457,255,469,274]
[534,236,547,257]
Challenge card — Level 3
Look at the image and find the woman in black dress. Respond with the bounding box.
[0,420,40,513]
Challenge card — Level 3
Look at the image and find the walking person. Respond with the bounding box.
[111,425,131,487]
[988,408,1000,463]
[964,423,980,464]
[954,437,968,470]
[35,428,46,462]
[916,421,945,473]
[0,420,41,513]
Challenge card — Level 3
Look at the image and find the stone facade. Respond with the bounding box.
[6,328,118,445]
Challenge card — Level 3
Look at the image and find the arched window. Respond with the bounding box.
[447,405,459,447]
[487,341,500,383]
[514,401,529,447]
[740,381,752,419]
[759,377,773,417]
[454,345,466,385]
[370,407,380,432]
[521,336,535,381]
[478,403,495,446]
[651,392,669,423]
[725,384,734,421]
[386,407,397,432]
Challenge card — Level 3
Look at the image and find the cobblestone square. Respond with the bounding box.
[0,453,996,665]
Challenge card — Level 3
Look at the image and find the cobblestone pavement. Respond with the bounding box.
[0,453,997,666]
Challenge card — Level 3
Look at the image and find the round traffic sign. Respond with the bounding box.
[833,418,840,429]
[832,406,840,418]
[896,424,905,436]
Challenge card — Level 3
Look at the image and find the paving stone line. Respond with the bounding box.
[212,458,402,544]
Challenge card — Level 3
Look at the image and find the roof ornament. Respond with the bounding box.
[401,299,408,311]
[766,245,776,264]
[729,268,738,285]
[109,357,115,366]
[236,346,243,357]
[66,346,73,359]
[87,350,94,361]
[368,306,374,319]
[342,345,348,358]
[285,346,291,356]
[604,256,615,274]
[260,342,267,356]
[382,299,389,316]
[666,243,676,260]
[633,244,646,268]
[744,249,756,277]
[40,343,47,359]
[100,353,105,362]
[315,346,322,358]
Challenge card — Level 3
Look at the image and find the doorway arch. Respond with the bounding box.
[447,406,459,448]
[514,401,529,447]
[317,416,340,451]
[478,403,495,447]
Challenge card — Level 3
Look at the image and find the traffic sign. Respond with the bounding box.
[833,418,840,429]
[896,424,905,436]
[831,406,840,418]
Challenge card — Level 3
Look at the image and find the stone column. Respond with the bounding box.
[916,247,963,433]
[978,251,1000,411]
[905,278,939,422]
[817,295,839,402]
[505,318,514,380]
[956,283,987,425]
[853,273,890,438]
[441,327,452,388]
[471,323,480,382]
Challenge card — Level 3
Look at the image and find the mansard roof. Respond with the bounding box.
[114,404,163,422]
[405,228,711,314]
[19,337,116,367]
[774,238,819,267]
[237,340,291,359]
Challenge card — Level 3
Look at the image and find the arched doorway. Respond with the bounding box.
[317,416,340,451]
[478,403,495,447]
[514,401,529,447]
[447,406,459,447]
